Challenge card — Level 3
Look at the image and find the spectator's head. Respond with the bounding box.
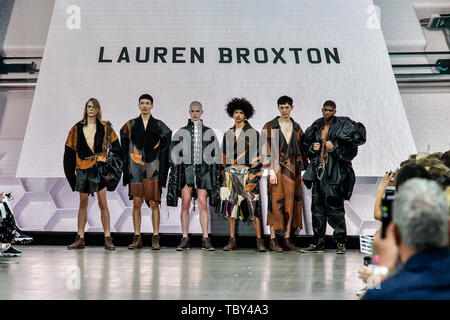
[442,150,450,168]
[435,173,450,208]
[392,179,448,257]
[395,163,431,189]
[415,153,429,161]
[417,157,441,170]
[399,158,416,168]
[429,152,443,160]
[436,172,450,190]
[428,163,450,180]
[446,187,450,212]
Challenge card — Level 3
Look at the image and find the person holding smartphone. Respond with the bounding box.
[362,178,450,300]
[373,163,431,222]
[360,163,433,288]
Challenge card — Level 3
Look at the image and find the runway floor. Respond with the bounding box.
[0,245,367,300]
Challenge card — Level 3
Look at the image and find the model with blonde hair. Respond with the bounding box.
[63,98,122,250]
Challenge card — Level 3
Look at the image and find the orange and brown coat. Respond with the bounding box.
[63,119,121,191]
[261,117,308,231]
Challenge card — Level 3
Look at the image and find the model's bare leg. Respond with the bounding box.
[149,200,160,235]
[77,193,89,238]
[224,217,237,250]
[268,224,283,252]
[96,187,111,237]
[252,217,262,238]
[270,226,276,239]
[132,197,143,235]
[228,217,236,238]
[180,185,192,238]
[196,189,209,238]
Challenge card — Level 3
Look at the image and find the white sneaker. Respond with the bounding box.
[1,246,21,257]
[1,242,11,253]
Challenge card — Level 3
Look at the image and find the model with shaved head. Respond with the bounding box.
[167,101,221,251]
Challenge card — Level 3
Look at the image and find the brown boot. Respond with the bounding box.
[152,235,161,250]
[67,235,85,250]
[104,236,115,250]
[283,237,299,251]
[256,238,267,252]
[128,235,143,250]
[269,238,284,252]
[223,237,237,251]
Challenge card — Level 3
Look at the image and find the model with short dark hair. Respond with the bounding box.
[218,97,266,252]
[167,101,220,251]
[261,95,308,252]
[120,94,172,250]
[64,98,122,250]
[301,100,366,254]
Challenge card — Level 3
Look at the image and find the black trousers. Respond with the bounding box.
[311,175,347,246]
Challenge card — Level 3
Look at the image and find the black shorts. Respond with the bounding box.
[75,165,106,194]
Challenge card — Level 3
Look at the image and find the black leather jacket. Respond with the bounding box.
[166,120,221,207]
[302,116,366,200]
[120,115,172,188]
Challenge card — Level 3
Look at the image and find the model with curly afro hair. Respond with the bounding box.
[219,97,266,252]
[225,97,255,119]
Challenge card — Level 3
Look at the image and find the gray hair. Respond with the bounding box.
[393,178,449,251]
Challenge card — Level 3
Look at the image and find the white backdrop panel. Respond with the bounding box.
[18,0,417,179]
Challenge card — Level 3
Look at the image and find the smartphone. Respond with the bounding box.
[381,186,396,238]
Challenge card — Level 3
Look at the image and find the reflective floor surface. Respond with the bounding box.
[0,245,367,300]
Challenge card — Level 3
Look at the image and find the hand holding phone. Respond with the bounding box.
[381,186,395,238]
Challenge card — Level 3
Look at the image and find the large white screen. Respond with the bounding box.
[17,0,417,178]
